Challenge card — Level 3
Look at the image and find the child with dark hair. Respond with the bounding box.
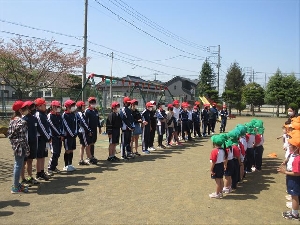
[156,103,167,149]
[130,99,142,155]
[209,134,228,199]
[106,102,122,161]
[47,100,63,175]
[8,101,30,193]
[141,102,153,154]
[62,100,77,171]
[166,104,175,147]
[192,105,201,138]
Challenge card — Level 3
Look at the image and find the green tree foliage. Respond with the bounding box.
[235,102,246,116]
[265,69,300,117]
[242,82,265,116]
[196,60,217,99]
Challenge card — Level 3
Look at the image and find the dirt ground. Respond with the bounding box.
[0,117,298,224]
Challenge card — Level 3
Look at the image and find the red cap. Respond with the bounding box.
[34,98,46,106]
[51,100,61,107]
[130,99,138,104]
[12,100,24,111]
[146,102,154,107]
[173,100,179,105]
[64,100,75,108]
[167,104,173,108]
[22,101,34,108]
[194,101,200,106]
[193,105,198,109]
[150,100,156,105]
[111,101,120,109]
[212,102,216,106]
[204,103,210,107]
[76,101,85,107]
[223,105,227,108]
[123,97,131,103]
[88,97,96,102]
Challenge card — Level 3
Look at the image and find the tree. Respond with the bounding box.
[222,90,237,115]
[235,102,246,116]
[196,60,217,100]
[0,37,86,99]
[265,69,299,117]
[242,82,265,116]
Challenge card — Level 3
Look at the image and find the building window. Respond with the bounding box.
[174,85,177,90]
[44,90,52,97]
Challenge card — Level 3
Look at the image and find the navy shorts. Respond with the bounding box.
[181,121,189,133]
[174,124,181,133]
[287,175,300,196]
[78,132,92,147]
[90,129,98,144]
[109,128,120,144]
[37,137,48,158]
[27,140,38,159]
[211,162,224,179]
[224,159,234,176]
[64,136,76,151]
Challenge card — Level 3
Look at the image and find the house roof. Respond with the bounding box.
[164,76,199,86]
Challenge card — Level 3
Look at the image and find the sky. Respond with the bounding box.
[0,0,299,93]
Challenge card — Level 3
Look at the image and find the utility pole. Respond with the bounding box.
[154,73,157,81]
[109,52,114,106]
[252,70,255,83]
[264,73,267,88]
[82,0,88,101]
[217,45,220,95]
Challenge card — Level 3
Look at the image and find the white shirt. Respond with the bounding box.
[188,110,192,120]
[239,136,247,152]
[173,107,180,120]
[247,134,255,149]
[227,147,234,160]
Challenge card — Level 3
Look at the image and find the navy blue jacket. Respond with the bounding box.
[35,110,51,141]
[120,106,134,130]
[23,114,38,142]
[47,113,63,137]
[220,109,229,120]
[76,111,91,133]
[106,112,122,135]
[141,109,151,129]
[62,112,77,137]
[201,109,209,121]
[181,110,189,122]
[85,108,101,131]
[192,110,200,123]
[209,107,218,120]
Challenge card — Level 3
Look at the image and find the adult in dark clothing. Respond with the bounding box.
[220,105,229,133]
[201,104,210,136]
[85,97,102,162]
[119,97,135,159]
[208,103,218,134]
[141,102,153,154]
[148,100,157,151]
[192,106,201,137]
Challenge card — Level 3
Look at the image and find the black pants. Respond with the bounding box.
[255,145,263,170]
[202,120,208,135]
[48,136,62,171]
[209,119,216,133]
[193,122,201,137]
[149,125,155,148]
[220,118,227,132]
[167,127,174,144]
[245,148,255,172]
[121,130,132,157]
[142,125,150,151]
[231,158,239,189]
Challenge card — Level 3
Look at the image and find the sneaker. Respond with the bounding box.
[165,145,172,148]
[148,147,156,151]
[18,183,29,193]
[27,177,40,185]
[90,157,98,164]
[84,159,91,165]
[113,156,120,161]
[127,152,135,158]
[54,168,61,173]
[42,172,50,181]
[78,160,85,165]
[63,166,69,171]
[11,185,21,194]
[282,211,299,220]
[68,165,76,171]
[286,195,292,201]
[121,156,129,160]
[21,179,31,187]
[251,166,256,172]
[209,192,220,199]
[142,150,150,154]
[107,157,115,162]
[134,152,141,156]
[47,170,54,176]
[161,145,167,149]
[286,201,292,209]
[222,188,232,194]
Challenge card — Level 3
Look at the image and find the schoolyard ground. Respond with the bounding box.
[0,117,297,224]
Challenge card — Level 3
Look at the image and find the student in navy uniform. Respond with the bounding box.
[76,101,93,165]
[85,97,102,163]
[201,104,210,136]
[148,100,157,151]
[181,103,190,141]
[166,104,175,147]
[119,96,135,159]
[192,105,201,138]
[220,105,229,133]
[47,100,64,176]
[62,100,77,172]
[34,98,51,181]
[141,102,153,154]
[106,101,122,161]
[156,103,167,149]
[130,99,142,156]
[20,101,39,186]
[187,104,193,139]
[208,103,219,134]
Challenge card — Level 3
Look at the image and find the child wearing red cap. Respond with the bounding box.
[148,100,157,151]
[85,97,102,163]
[141,102,153,154]
[192,105,201,138]
[7,101,30,193]
[106,102,122,161]
[201,104,210,136]
[62,100,77,171]
[21,101,39,186]
[166,104,175,147]
[130,99,142,156]
[219,105,228,133]
[34,98,51,181]
[156,103,167,149]
[47,100,64,175]
[172,100,181,145]
[76,101,93,165]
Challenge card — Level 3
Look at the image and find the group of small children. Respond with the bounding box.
[209,119,265,198]
[8,97,101,193]
[277,108,300,221]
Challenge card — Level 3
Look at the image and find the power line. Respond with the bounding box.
[93,0,206,59]
[106,0,208,51]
